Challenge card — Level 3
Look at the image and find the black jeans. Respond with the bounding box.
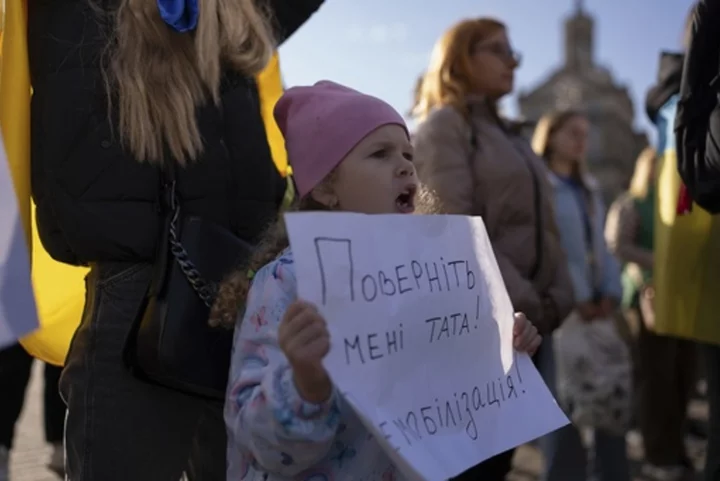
[0,344,65,448]
[0,344,32,449]
[60,262,226,481]
[44,362,65,444]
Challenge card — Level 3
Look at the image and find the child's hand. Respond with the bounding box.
[278,300,332,403]
[512,312,541,356]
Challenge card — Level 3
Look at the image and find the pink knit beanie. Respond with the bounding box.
[274,80,408,198]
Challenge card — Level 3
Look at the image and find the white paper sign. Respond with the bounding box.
[285,212,569,481]
[0,132,39,349]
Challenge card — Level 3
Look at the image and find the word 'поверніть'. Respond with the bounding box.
[313,237,477,305]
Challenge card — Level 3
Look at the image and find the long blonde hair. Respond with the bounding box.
[411,18,506,122]
[628,146,657,200]
[107,0,275,165]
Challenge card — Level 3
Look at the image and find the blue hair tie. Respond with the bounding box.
[157,0,198,33]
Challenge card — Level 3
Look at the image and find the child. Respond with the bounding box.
[212,81,542,481]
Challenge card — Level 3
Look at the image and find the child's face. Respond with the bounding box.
[318,124,418,214]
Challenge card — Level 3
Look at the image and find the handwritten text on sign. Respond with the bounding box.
[285,213,568,481]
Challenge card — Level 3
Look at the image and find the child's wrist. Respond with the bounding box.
[292,367,332,404]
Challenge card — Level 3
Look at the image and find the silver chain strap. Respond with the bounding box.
[168,206,217,308]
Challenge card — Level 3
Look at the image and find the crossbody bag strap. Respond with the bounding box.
[159,160,217,308]
[145,163,175,297]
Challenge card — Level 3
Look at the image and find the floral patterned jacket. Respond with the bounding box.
[225,248,403,481]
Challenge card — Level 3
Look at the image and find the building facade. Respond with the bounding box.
[517,0,648,203]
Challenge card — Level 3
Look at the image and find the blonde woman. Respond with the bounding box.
[534,110,629,481]
[28,1,323,480]
[606,147,696,481]
[412,18,574,481]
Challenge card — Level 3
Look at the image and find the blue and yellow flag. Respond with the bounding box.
[653,97,720,346]
[0,1,288,365]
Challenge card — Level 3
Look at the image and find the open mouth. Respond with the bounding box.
[395,185,417,213]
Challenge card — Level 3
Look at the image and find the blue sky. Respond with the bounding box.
[278,0,694,142]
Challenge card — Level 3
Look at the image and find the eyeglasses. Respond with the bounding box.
[473,43,522,66]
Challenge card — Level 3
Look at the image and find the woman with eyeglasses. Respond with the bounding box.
[411,18,575,481]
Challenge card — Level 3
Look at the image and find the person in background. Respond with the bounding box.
[674,1,720,479]
[605,146,696,481]
[411,17,575,480]
[212,80,543,481]
[0,344,65,481]
[532,110,628,481]
[646,4,720,481]
[28,0,324,479]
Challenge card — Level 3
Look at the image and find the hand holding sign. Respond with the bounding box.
[512,313,541,355]
[285,212,568,481]
[278,300,333,404]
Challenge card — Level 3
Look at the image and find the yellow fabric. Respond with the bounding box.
[654,149,720,346]
[26,216,89,365]
[1,0,31,241]
[1,1,288,365]
[257,53,289,178]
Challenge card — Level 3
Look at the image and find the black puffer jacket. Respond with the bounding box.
[28,0,323,265]
[675,0,720,213]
